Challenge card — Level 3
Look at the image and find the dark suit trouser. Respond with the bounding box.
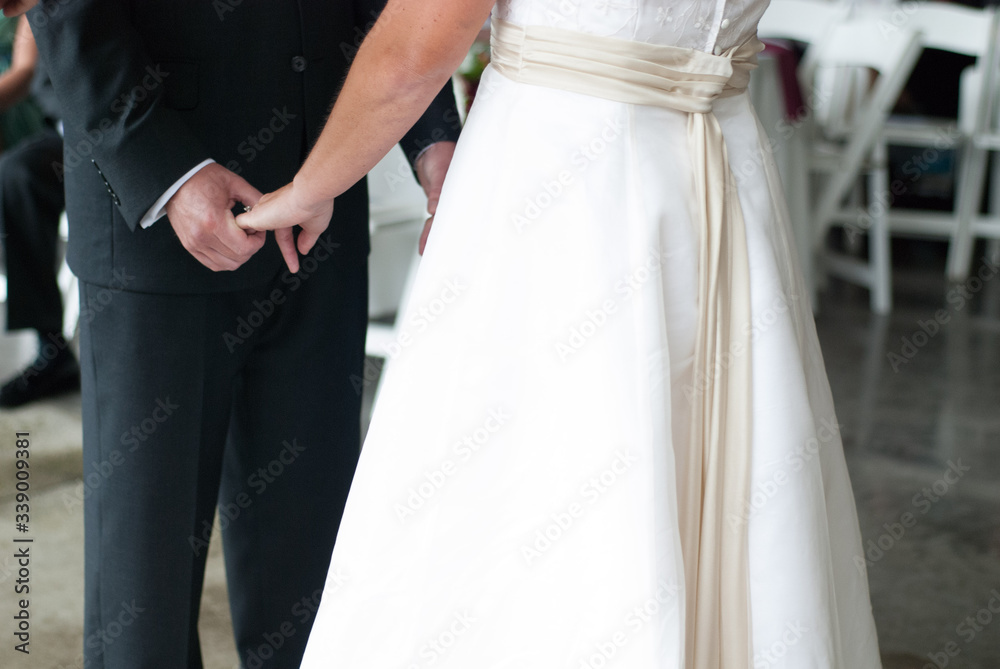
[78,238,367,668]
[0,128,66,334]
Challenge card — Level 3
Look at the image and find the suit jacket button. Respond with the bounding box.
[291,55,307,72]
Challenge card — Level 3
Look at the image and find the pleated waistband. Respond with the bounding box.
[489,17,764,112]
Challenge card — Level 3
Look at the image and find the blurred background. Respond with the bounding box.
[2,0,1000,667]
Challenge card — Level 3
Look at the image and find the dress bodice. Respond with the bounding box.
[493,0,770,55]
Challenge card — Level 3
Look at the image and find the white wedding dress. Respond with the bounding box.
[300,1,882,667]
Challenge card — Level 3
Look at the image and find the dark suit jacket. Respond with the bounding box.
[28,0,461,294]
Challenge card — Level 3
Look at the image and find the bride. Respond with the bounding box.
[240,0,883,666]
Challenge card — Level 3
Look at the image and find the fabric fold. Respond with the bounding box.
[490,17,759,669]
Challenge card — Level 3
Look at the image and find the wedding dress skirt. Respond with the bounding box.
[300,1,881,667]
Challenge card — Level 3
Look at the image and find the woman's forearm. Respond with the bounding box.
[0,64,33,111]
[0,19,38,111]
[292,0,494,206]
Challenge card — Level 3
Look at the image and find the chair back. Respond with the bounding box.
[970,10,1000,142]
[757,0,851,45]
[757,0,854,101]
[805,16,922,136]
[806,17,923,230]
[860,2,997,59]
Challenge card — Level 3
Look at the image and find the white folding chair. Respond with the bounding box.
[757,0,852,59]
[946,9,1000,279]
[805,17,923,313]
[755,0,854,308]
[852,3,1000,282]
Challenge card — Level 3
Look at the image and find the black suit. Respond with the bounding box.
[28,1,459,667]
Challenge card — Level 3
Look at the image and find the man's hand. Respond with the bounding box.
[165,162,265,272]
[0,0,39,17]
[414,141,456,255]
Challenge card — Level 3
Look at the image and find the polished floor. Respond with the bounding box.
[0,241,999,668]
[816,246,1000,669]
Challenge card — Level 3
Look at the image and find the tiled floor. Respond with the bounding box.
[1,243,999,668]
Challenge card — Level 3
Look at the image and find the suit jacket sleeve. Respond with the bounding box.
[28,0,211,231]
[398,82,463,166]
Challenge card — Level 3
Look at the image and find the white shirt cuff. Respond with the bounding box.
[139,158,215,229]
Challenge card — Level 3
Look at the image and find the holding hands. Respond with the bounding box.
[238,140,457,272]
[165,163,266,272]
[236,181,334,275]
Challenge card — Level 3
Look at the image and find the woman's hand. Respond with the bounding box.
[236,182,334,274]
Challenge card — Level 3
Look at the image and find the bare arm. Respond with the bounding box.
[0,18,38,112]
[295,0,491,202]
[239,0,494,269]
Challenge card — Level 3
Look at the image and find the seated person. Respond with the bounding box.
[0,17,74,407]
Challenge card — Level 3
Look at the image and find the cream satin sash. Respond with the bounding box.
[491,18,761,669]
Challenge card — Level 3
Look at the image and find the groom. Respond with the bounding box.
[19,0,460,666]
